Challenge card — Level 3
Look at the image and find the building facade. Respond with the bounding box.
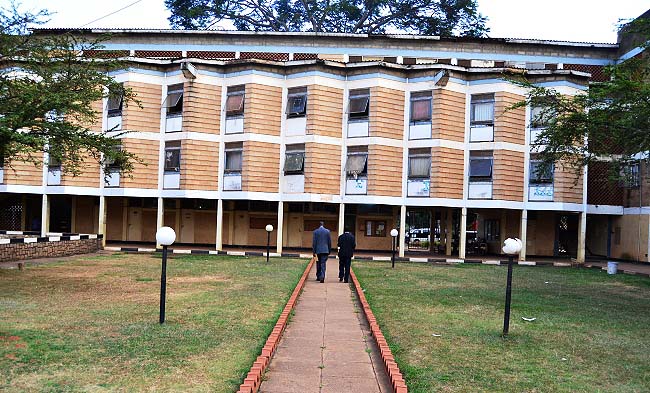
[0,28,647,262]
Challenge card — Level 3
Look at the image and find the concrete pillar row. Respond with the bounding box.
[41,194,49,237]
[519,209,528,261]
[216,199,223,251]
[98,196,107,247]
[276,201,283,254]
[577,212,587,263]
[399,205,406,258]
[156,197,164,248]
[459,207,467,259]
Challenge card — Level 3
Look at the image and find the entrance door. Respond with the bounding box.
[180,209,195,243]
[286,213,303,248]
[127,208,142,241]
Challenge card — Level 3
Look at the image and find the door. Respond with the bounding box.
[127,208,142,241]
[286,213,303,248]
[180,209,195,243]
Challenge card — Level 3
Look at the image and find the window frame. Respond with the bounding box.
[286,87,307,118]
[164,143,181,173]
[225,85,246,118]
[410,91,432,124]
[470,93,495,126]
[408,150,432,179]
[469,154,493,182]
[224,146,243,173]
[164,84,184,118]
[283,150,305,175]
[529,159,554,184]
[348,89,370,121]
[365,220,387,237]
[106,86,124,118]
[345,152,368,178]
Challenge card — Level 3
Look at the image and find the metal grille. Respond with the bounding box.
[82,50,129,58]
[564,64,608,82]
[240,52,289,61]
[587,161,624,206]
[0,197,22,231]
[133,50,182,59]
[187,51,236,59]
[293,53,318,61]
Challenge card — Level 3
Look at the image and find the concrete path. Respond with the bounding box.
[259,258,391,393]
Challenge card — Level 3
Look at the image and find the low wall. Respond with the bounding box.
[0,233,103,263]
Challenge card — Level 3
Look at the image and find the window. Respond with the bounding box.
[348,89,370,120]
[346,148,368,178]
[284,144,305,174]
[107,85,123,117]
[365,220,386,237]
[164,142,181,172]
[105,145,122,170]
[408,148,431,178]
[48,154,61,168]
[226,85,245,117]
[286,87,307,118]
[621,162,640,188]
[224,142,243,173]
[164,84,184,117]
[529,157,554,184]
[410,91,432,123]
[470,94,494,126]
[484,219,500,242]
[469,151,493,182]
[530,106,550,129]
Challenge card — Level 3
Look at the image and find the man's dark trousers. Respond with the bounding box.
[338,255,352,282]
[316,253,328,280]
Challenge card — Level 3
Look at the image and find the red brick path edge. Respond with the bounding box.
[350,269,408,393]
[236,257,316,393]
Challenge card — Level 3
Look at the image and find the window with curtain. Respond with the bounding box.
[226,85,245,117]
[408,149,431,178]
[410,91,432,123]
[164,84,184,117]
[164,143,181,172]
[470,94,494,125]
[345,153,368,178]
[225,149,242,172]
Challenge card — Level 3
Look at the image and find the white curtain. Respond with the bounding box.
[409,156,431,177]
[472,102,493,123]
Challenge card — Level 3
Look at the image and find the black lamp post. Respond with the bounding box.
[156,226,176,324]
[502,238,522,336]
[390,229,399,268]
[265,224,274,263]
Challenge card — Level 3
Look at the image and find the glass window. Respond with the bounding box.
[408,150,431,178]
[349,89,370,119]
[410,92,432,123]
[286,87,307,117]
[226,85,245,117]
[284,152,305,174]
[484,219,500,242]
[365,220,386,237]
[225,149,242,172]
[164,84,184,116]
[471,94,494,125]
[529,160,554,183]
[106,86,123,117]
[469,154,493,181]
[164,144,181,172]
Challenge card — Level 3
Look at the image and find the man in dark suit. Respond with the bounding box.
[337,228,356,283]
[312,221,331,283]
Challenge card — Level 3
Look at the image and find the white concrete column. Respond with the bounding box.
[577,212,587,263]
[276,201,283,254]
[519,210,528,261]
[459,207,467,259]
[156,197,164,248]
[445,208,453,256]
[216,199,223,251]
[41,194,49,237]
[338,203,345,235]
[98,196,107,247]
[399,205,406,258]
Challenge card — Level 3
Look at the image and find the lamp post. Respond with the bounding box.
[390,228,399,268]
[502,237,522,336]
[156,226,176,324]
[265,224,274,263]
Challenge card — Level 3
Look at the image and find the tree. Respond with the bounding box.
[0,2,139,178]
[165,0,488,37]
[513,17,650,182]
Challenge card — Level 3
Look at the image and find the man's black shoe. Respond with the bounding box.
[344,280,348,283]
[339,277,343,282]
[320,278,324,283]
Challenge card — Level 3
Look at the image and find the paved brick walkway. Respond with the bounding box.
[259,258,391,393]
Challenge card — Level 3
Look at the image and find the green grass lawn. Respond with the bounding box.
[354,262,650,392]
[0,253,307,392]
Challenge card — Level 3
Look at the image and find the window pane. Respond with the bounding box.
[226,94,244,115]
[165,92,183,108]
[164,149,180,171]
[107,94,123,112]
[530,106,552,128]
[409,156,431,177]
[349,96,369,114]
[225,150,242,171]
[284,152,304,172]
[469,158,492,178]
[286,95,307,115]
[530,161,553,182]
[472,102,493,123]
[411,98,431,122]
[345,154,368,174]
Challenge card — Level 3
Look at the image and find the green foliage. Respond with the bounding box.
[0,3,139,177]
[510,17,650,181]
[165,0,489,36]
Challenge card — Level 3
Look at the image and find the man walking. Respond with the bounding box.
[312,221,331,283]
[337,227,356,283]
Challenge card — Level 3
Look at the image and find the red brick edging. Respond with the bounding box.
[350,269,408,393]
[236,257,316,393]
